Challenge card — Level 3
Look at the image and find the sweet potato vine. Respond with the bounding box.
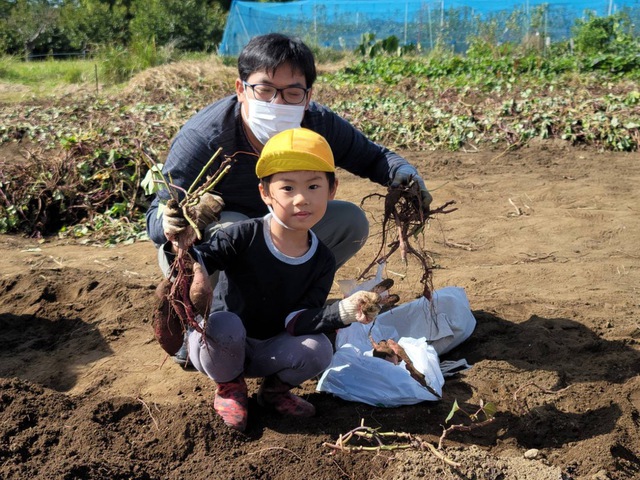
[142,148,235,358]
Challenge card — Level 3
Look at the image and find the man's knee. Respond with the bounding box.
[330,200,369,239]
[314,201,369,267]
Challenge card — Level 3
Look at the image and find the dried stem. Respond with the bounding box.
[136,396,160,431]
[512,381,571,414]
[438,418,495,450]
[323,419,460,467]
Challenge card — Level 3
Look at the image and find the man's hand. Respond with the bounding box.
[339,290,382,325]
[390,165,433,210]
[194,193,224,231]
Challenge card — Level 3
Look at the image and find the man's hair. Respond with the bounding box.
[238,33,317,88]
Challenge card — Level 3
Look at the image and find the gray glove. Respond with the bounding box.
[193,193,224,231]
[338,291,382,325]
[390,165,433,210]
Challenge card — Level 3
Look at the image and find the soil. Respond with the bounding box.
[1,141,639,480]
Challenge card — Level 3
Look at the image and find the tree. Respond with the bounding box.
[0,0,229,57]
[2,0,59,59]
[59,0,130,51]
[129,0,226,52]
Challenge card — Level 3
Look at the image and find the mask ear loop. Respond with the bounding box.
[267,205,294,230]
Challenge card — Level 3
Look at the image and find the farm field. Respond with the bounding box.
[1,136,639,479]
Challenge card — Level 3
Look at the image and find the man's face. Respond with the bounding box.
[236,63,312,118]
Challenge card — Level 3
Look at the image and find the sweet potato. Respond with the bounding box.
[152,278,184,355]
[189,262,212,317]
[370,336,440,398]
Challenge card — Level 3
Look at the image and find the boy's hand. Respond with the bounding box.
[339,291,382,325]
[162,193,224,246]
[391,165,432,210]
[194,193,224,231]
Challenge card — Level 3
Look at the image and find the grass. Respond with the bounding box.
[0,48,212,103]
[0,56,97,85]
[0,55,100,103]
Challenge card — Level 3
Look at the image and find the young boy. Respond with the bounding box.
[161,128,383,431]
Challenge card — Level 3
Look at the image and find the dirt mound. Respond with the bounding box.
[122,57,237,102]
[1,144,640,479]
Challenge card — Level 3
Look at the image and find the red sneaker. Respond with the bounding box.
[214,375,248,431]
[257,375,316,417]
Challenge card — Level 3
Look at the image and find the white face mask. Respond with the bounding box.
[245,98,305,145]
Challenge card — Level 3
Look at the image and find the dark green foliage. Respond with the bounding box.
[573,12,618,55]
[0,0,227,58]
[572,12,640,76]
[129,0,226,53]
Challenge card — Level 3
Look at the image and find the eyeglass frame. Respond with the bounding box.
[242,81,310,105]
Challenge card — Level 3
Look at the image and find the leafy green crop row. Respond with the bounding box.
[325,83,639,152]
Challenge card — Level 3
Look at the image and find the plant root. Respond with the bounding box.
[360,182,456,300]
[149,151,234,356]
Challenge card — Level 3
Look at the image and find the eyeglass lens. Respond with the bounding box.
[247,83,307,104]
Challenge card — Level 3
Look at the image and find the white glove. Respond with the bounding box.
[390,165,433,210]
[162,199,190,242]
[338,291,382,325]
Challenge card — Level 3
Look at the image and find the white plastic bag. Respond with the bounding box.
[317,321,444,407]
[376,286,476,355]
[316,286,476,407]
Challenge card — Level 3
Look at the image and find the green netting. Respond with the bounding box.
[219,0,640,55]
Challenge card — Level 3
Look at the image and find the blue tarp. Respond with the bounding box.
[219,0,640,55]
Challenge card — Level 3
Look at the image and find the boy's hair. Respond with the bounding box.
[260,172,336,192]
[238,33,317,88]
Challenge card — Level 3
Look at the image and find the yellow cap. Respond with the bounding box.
[256,128,335,179]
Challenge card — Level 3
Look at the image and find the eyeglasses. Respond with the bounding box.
[243,81,309,105]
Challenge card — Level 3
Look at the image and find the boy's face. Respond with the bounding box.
[259,170,337,231]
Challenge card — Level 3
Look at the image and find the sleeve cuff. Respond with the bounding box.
[338,300,358,325]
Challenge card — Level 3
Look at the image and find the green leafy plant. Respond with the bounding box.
[141,163,165,196]
[355,33,414,58]
[440,399,497,449]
